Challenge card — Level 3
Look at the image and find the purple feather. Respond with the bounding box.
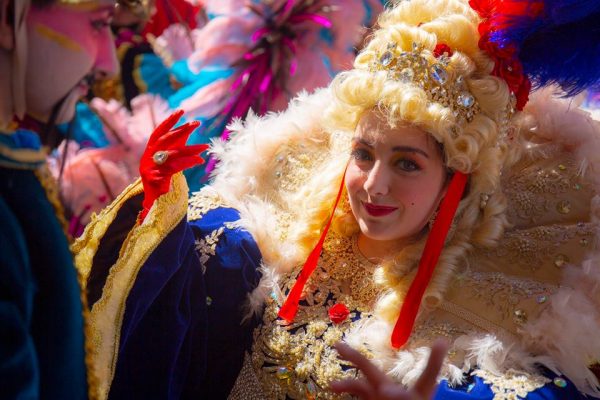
[491,0,600,95]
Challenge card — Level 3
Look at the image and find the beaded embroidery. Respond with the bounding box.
[187,190,225,222]
[472,369,550,400]
[195,227,225,273]
[249,232,379,399]
[502,156,592,225]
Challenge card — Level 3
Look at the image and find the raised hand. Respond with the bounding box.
[138,110,207,223]
[330,340,448,400]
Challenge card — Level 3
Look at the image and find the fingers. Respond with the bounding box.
[155,120,201,149]
[168,155,206,172]
[147,110,185,147]
[330,378,371,398]
[411,339,448,400]
[334,342,388,389]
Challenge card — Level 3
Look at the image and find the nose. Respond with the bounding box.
[93,29,119,77]
[363,161,390,197]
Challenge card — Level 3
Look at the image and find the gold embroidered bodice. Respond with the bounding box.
[228,228,569,399]
[231,232,379,399]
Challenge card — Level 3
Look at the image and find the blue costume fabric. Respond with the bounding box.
[435,372,599,399]
[0,165,88,399]
[89,199,262,399]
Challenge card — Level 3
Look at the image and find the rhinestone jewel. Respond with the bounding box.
[306,381,317,399]
[206,296,212,306]
[558,164,567,171]
[458,92,475,108]
[553,377,567,388]
[554,254,569,268]
[430,64,448,85]
[399,67,415,82]
[573,183,582,190]
[152,150,169,165]
[536,295,548,304]
[513,309,528,324]
[556,200,571,214]
[379,51,394,66]
[276,366,292,380]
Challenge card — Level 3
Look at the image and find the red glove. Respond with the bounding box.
[138,110,207,223]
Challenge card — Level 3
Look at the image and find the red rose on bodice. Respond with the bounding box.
[329,303,350,324]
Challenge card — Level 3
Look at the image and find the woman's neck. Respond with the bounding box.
[356,233,408,264]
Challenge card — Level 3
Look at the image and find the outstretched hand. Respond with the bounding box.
[330,340,448,400]
[139,110,207,222]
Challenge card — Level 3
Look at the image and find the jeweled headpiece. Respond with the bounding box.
[370,42,481,124]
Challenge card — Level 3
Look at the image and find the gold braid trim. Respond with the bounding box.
[72,173,189,400]
[34,164,70,240]
[72,177,144,285]
[72,176,146,400]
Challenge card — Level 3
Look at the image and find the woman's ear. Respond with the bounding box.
[0,0,14,51]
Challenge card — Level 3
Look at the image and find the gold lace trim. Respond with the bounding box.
[187,190,225,222]
[72,178,144,285]
[472,369,550,400]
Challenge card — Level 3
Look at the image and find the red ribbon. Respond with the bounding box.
[278,168,347,322]
[390,172,468,349]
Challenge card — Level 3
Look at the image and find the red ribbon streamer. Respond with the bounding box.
[390,171,468,349]
[278,168,347,322]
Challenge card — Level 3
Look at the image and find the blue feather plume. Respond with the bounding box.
[491,0,600,95]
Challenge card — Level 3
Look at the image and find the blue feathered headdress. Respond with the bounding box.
[470,0,600,104]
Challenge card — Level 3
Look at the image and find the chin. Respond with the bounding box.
[358,220,400,241]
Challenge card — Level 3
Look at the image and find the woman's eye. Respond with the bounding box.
[350,148,372,162]
[396,158,421,172]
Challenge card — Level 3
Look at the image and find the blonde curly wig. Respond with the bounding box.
[314,0,516,324]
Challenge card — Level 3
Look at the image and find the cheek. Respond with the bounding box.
[344,165,366,199]
[394,174,445,211]
[28,7,99,60]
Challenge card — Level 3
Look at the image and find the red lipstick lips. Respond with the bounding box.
[362,202,398,217]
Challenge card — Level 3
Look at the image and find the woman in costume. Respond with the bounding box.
[76,0,600,398]
[0,0,118,397]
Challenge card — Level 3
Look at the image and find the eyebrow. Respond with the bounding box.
[352,137,430,159]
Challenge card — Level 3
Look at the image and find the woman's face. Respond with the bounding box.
[25,2,118,123]
[346,111,448,243]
